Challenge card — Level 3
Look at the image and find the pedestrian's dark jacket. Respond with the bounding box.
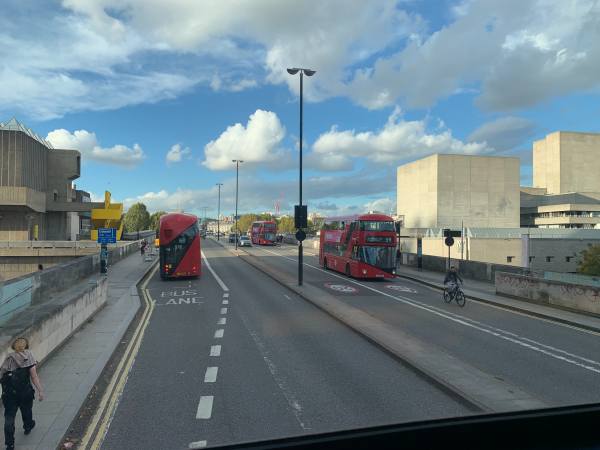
[443,271,462,284]
[0,350,36,399]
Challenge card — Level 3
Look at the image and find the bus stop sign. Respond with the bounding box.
[295,229,307,242]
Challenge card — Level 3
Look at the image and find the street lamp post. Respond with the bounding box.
[216,183,223,241]
[287,67,316,286]
[232,159,244,250]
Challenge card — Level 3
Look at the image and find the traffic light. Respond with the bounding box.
[295,205,308,229]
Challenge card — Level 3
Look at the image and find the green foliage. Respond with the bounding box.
[123,203,151,232]
[277,216,295,233]
[577,244,600,276]
[232,213,273,233]
[149,211,167,231]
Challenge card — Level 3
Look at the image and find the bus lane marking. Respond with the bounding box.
[254,246,600,374]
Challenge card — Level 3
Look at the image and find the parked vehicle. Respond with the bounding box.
[228,233,237,243]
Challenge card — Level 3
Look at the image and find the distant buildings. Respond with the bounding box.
[395,131,600,272]
[0,118,92,240]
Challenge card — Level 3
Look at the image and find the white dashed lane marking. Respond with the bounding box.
[196,396,214,419]
[220,307,228,314]
[188,440,207,449]
[214,329,224,338]
[210,345,221,356]
[204,367,218,383]
[218,318,227,325]
[222,300,229,305]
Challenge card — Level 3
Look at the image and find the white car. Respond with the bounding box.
[238,236,252,247]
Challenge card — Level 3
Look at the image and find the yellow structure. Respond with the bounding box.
[90,191,124,241]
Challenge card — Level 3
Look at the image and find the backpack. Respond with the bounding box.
[1,367,33,399]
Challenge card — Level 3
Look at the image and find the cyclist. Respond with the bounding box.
[443,266,463,296]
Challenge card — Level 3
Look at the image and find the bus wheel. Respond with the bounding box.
[323,258,328,270]
[345,264,351,278]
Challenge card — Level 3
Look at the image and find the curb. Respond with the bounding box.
[209,238,547,413]
[395,272,600,334]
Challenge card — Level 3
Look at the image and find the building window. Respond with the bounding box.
[566,256,573,262]
[529,256,535,263]
[53,191,58,202]
[546,256,553,262]
[507,256,514,263]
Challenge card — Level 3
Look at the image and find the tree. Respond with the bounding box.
[578,244,600,276]
[123,203,151,232]
[277,216,295,233]
[149,211,167,232]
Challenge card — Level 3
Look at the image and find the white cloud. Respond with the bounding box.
[364,197,395,215]
[313,107,490,164]
[202,109,287,170]
[46,129,145,167]
[343,0,600,111]
[123,169,395,215]
[166,143,191,164]
[468,116,536,152]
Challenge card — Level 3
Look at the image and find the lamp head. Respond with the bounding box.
[303,69,316,76]
[287,68,300,75]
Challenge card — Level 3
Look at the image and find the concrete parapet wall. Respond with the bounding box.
[495,272,600,316]
[400,252,530,283]
[0,240,140,323]
[0,276,108,368]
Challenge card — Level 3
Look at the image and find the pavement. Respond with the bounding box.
[394,263,600,333]
[101,239,468,450]
[234,242,600,409]
[1,249,155,450]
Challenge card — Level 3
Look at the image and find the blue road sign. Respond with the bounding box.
[98,228,117,244]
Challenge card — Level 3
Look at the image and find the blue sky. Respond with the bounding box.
[2,0,600,218]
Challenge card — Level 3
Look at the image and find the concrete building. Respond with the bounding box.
[533,131,600,194]
[520,131,600,229]
[399,227,599,273]
[0,118,88,240]
[397,154,520,229]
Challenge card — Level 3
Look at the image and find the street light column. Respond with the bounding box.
[233,160,244,250]
[287,67,315,287]
[216,183,223,241]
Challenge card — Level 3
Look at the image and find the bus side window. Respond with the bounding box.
[352,245,359,259]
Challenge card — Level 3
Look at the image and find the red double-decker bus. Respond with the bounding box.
[319,213,397,279]
[251,220,277,245]
[159,212,201,279]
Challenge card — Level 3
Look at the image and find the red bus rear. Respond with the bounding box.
[319,214,397,279]
[251,220,277,245]
[159,213,201,279]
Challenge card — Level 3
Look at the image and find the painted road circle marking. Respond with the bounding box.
[324,283,358,293]
[385,284,417,293]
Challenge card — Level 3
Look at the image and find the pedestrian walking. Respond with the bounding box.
[1,337,44,450]
[140,240,146,257]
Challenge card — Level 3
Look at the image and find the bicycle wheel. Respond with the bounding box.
[443,290,452,303]
[455,290,466,307]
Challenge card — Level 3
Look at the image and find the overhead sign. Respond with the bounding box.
[443,228,462,238]
[98,227,117,244]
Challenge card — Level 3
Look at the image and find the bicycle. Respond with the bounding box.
[443,283,466,307]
